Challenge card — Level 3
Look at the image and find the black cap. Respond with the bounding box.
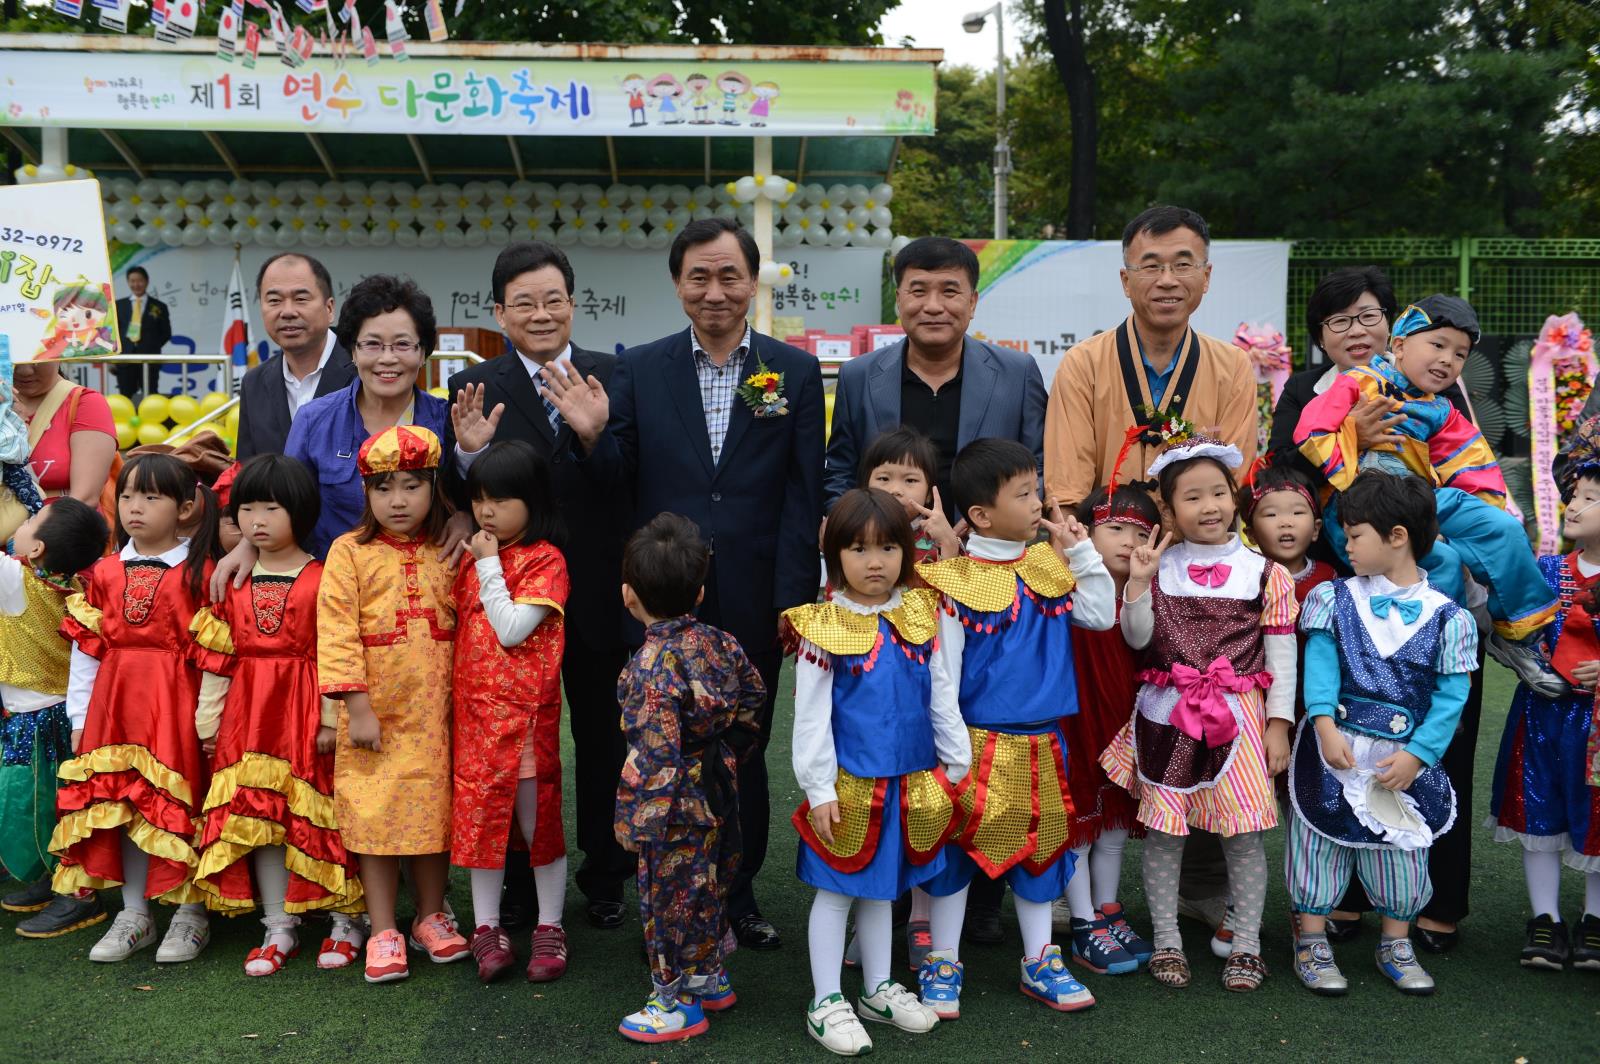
[1392,294,1480,346]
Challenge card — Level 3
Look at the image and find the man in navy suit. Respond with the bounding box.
[113,266,173,399]
[542,218,825,950]
[448,241,634,936]
[235,253,356,459]
[825,237,1046,517]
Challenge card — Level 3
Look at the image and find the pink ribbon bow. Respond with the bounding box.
[1187,562,1231,588]
[1168,656,1254,748]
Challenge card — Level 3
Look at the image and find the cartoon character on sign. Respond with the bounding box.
[716,70,750,126]
[685,72,711,124]
[748,80,779,127]
[647,73,685,125]
[621,72,647,128]
[35,281,116,360]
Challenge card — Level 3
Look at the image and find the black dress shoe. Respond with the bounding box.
[499,897,533,931]
[1414,925,1460,954]
[587,900,626,930]
[1325,916,1363,943]
[965,904,1004,945]
[735,914,782,951]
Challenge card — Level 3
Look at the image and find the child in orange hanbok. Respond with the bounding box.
[317,426,466,985]
[50,453,220,964]
[189,454,363,977]
[451,441,571,985]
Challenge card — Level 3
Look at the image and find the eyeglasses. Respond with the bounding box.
[1122,260,1208,278]
[354,339,422,355]
[1320,308,1387,334]
[501,297,572,316]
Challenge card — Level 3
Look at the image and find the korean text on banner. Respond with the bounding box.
[0,180,122,364]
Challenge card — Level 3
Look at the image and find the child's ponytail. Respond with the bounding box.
[183,482,222,600]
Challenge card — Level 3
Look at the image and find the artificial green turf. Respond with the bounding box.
[4,663,1598,1064]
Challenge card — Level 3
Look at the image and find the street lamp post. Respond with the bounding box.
[963,3,1010,240]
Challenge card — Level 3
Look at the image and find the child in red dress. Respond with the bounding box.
[452,441,571,984]
[189,454,363,976]
[51,453,220,964]
[1053,485,1159,977]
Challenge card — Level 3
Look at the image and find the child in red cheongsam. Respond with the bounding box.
[451,441,571,985]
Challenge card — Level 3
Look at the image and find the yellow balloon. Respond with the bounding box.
[168,395,201,426]
[824,391,837,441]
[105,394,135,421]
[428,386,448,399]
[137,394,170,426]
[223,435,237,455]
[199,392,228,415]
[114,420,138,449]
[224,408,241,433]
[136,421,168,446]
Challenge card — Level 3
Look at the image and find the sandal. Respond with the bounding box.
[1149,947,1190,988]
[245,942,298,977]
[1222,951,1268,992]
[317,938,359,970]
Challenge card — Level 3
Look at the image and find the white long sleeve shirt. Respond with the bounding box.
[791,588,970,808]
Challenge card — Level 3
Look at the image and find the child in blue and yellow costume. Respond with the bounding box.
[911,439,1117,1018]
[1295,295,1561,695]
[785,488,968,1056]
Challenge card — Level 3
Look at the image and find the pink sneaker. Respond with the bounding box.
[409,912,470,964]
[471,925,516,983]
[364,929,409,984]
[526,923,568,982]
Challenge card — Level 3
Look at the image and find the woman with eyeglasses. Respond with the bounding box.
[279,274,466,559]
[1268,267,1472,453]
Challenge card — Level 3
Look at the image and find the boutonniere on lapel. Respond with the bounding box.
[738,362,788,417]
[148,305,163,319]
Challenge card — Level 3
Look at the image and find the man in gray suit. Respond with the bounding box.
[823,236,1046,948]
[825,237,1046,518]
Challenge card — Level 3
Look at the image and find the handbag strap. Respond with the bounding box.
[25,377,78,450]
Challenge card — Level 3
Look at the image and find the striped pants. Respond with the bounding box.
[1286,815,1432,922]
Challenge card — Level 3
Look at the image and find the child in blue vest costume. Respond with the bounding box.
[1287,471,1479,997]
[785,488,969,1056]
[1487,423,1600,973]
[913,439,1117,1017]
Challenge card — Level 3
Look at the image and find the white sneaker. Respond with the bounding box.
[155,909,211,963]
[858,979,939,1033]
[808,993,873,1056]
[1051,896,1075,932]
[89,909,155,962]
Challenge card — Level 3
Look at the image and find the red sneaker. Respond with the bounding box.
[364,929,409,984]
[409,911,470,964]
[471,925,516,983]
[526,923,568,982]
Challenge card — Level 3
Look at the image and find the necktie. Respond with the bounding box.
[1369,594,1422,625]
[540,389,562,434]
[1187,562,1231,588]
[127,297,142,344]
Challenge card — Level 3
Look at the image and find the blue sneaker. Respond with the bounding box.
[918,949,963,1020]
[618,993,709,1043]
[1020,944,1096,1011]
[1070,917,1138,975]
[699,970,737,1012]
[1101,903,1153,965]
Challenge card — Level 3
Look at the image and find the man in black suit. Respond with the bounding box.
[542,218,825,950]
[234,253,355,459]
[113,266,173,399]
[448,242,633,932]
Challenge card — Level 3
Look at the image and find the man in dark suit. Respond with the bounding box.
[113,266,173,399]
[447,241,633,933]
[825,237,1047,516]
[234,252,355,459]
[542,218,825,950]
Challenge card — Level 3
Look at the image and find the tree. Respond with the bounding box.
[1039,0,1096,238]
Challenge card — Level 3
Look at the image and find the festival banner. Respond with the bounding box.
[1528,313,1596,554]
[0,180,122,363]
[0,48,937,137]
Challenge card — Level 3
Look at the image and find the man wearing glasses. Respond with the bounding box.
[1041,206,1257,951]
[1043,205,1257,508]
[448,242,634,942]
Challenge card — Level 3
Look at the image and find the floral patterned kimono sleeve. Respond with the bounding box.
[317,537,368,696]
[615,668,689,844]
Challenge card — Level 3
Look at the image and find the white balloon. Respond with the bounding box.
[827,227,852,248]
[871,183,894,206]
[580,183,606,204]
[510,180,536,201]
[273,206,297,227]
[111,221,138,244]
[155,180,180,202]
[462,180,487,202]
[646,229,670,249]
[781,201,807,225]
[228,221,251,243]
[485,180,509,201]
[396,227,420,248]
[534,225,557,243]
[441,207,464,226]
[295,204,320,224]
[182,223,207,247]
[890,235,912,254]
[509,204,533,224]
[301,227,327,248]
[416,184,440,205]
[555,224,580,246]
[183,204,205,224]
[579,225,603,247]
[870,206,893,229]
[804,225,828,247]
[204,179,228,201]
[443,228,467,248]
[647,207,671,230]
[534,204,558,225]
[369,226,393,248]
[847,226,873,247]
[369,180,394,202]
[730,177,758,203]
[598,225,623,248]
[349,227,372,248]
[556,182,582,203]
[323,227,345,247]
[777,225,803,248]
[692,205,716,221]
[253,224,277,247]
[345,205,370,226]
[137,202,160,224]
[487,204,510,224]
[295,179,319,202]
[488,225,511,247]
[712,183,735,205]
[558,204,580,223]
[319,180,343,204]
[624,228,650,250]
[275,227,297,248]
[530,182,557,201]
[111,177,137,199]
[416,206,440,227]
[134,179,159,202]
[736,203,755,225]
[869,227,894,248]
[246,179,271,201]
[714,203,738,220]
[205,202,231,223]
[579,204,604,225]
[418,228,442,248]
[849,206,871,228]
[318,206,344,227]
[757,260,784,285]
[762,178,791,201]
[845,184,869,206]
